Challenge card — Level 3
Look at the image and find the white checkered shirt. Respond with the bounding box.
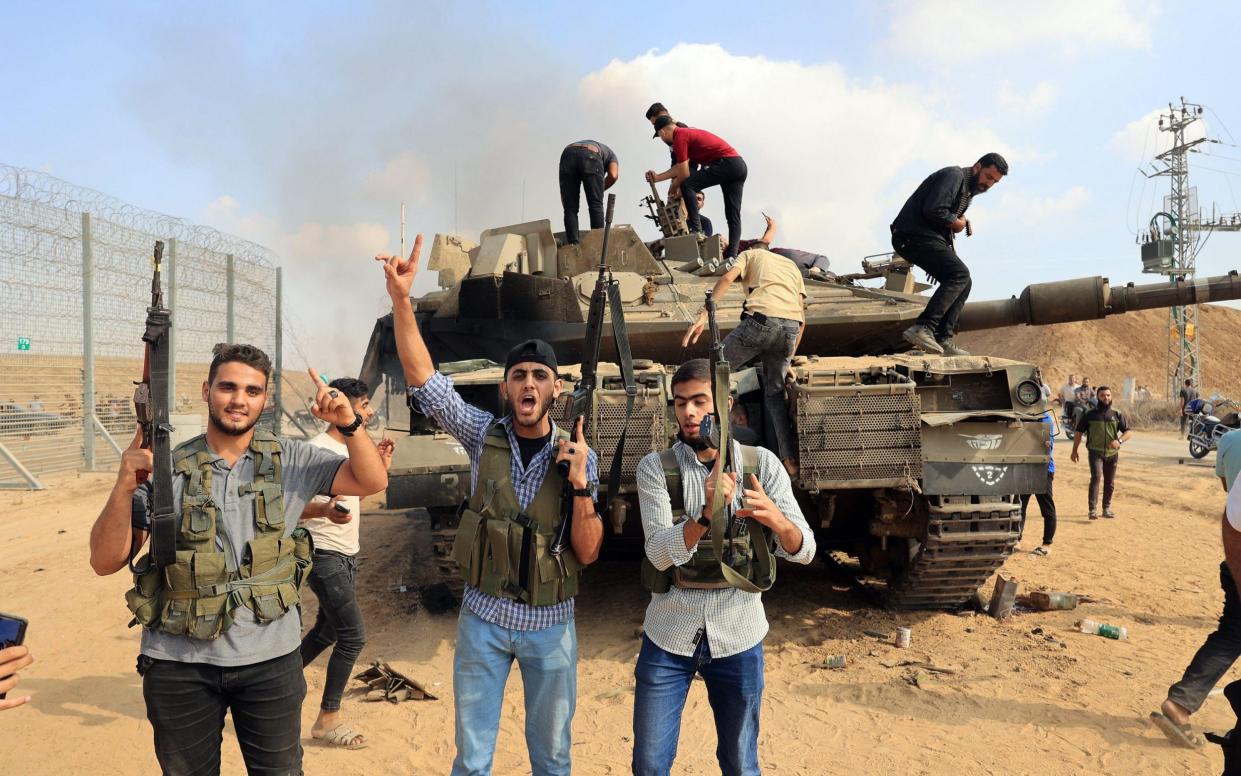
[637,440,815,658]
[409,371,598,631]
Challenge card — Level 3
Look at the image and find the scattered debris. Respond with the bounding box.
[812,655,847,670]
[1078,619,1128,640]
[353,661,438,703]
[989,575,1019,620]
[863,629,890,640]
[895,626,912,648]
[597,685,635,700]
[1019,591,1079,611]
[881,658,960,674]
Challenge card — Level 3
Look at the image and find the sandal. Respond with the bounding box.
[314,724,368,750]
[1149,711,1204,749]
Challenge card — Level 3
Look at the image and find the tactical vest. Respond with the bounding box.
[640,445,776,594]
[125,431,313,640]
[452,423,583,606]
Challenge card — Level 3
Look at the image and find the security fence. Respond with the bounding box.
[0,165,286,488]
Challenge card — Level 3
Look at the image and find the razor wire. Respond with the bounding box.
[0,164,282,486]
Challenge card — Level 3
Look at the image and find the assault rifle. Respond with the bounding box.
[551,193,636,556]
[699,290,775,593]
[130,240,177,572]
[640,179,689,239]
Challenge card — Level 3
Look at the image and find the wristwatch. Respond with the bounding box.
[336,413,363,437]
[695,512,712,528]
[571,487,593,499]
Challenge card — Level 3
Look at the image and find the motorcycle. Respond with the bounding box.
[1061,398,1091,440]
[1187,401,1241,459]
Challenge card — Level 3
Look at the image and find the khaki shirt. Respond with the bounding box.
[731,248,806,323]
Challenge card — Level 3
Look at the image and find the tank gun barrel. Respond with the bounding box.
[957,271,1241,331]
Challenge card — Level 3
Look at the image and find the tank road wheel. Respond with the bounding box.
[885,493,1022,610]
[429,513,465,604]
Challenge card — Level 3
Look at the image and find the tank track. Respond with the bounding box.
[430,527,465,603]
[885,494,1022,610]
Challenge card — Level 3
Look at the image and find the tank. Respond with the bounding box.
[361,209,1241,609]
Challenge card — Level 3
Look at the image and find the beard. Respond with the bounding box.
[969,171,985,194]
[511,394,556,429]
[676,429,710,451]
[1097,400,1112,409]
[207,405,260,436]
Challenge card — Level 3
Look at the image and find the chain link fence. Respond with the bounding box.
[0,164,286,488]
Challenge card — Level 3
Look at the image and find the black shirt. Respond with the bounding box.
[516,430,552,470]
[700,215,714,237]
[891,166,973,243]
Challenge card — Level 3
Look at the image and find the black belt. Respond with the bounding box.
[741,311,798,326]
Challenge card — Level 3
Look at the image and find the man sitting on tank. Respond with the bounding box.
[376,236,603,776]
[632,357,815,776]
[889,152,1008,356]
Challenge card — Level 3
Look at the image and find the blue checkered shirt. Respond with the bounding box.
[409,371,598,631]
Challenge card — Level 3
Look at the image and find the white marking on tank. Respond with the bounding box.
[959,433,1003,450]
[971,464,1009,486]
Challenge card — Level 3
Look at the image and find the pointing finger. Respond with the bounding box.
[408,233,424,266]
[307,368,327,389]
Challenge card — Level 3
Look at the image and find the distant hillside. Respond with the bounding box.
[957,303,1241,401]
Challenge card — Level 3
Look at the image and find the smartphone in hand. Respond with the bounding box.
[0,612,28,701]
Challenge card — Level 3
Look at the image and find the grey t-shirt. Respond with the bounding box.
[135,436,344,667]
[573,139,617,170]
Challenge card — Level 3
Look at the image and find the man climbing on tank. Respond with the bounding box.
[738,213,832,277]
[682,242,806,478]
[558,140,619,245]
[646,116,748,261]
[376,236,604,776]
[889,153,1008,356]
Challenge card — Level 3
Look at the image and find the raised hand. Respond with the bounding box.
[704,457,737,513]
[377,437,396,471]
[736,473,780,528]
[682,311,708,347]
[555,415,589,489]
[118,424,154,491]
[308,369,356,427]
[375,233,424,301]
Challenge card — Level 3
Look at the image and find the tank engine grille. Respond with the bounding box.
[555,385,669,495]
[792,383,922,489]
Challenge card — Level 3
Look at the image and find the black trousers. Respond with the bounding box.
[681,156,747,259]
[300,550,366,712]
[139,649,305,776]
[1019,470,1058,545]
[1088,451,1118,510]
[891,233,972,338]
[1169,562,1241,714]
[558,145,605,245]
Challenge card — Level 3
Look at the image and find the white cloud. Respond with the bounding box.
[885,0,1155,64]
[1107,106,1210,165]
[363,151,433,206]
[983,184,1092,226]
[997,81,1059,117]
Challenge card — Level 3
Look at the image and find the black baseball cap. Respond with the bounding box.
[504,339,558,376]
[652,115,675,137]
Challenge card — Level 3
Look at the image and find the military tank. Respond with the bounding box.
[361,198,1241,609]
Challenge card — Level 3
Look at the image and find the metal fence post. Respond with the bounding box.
[226,254,236,343]
[82,212,95,470]
[274,267,283,437]
[166,238,177,410]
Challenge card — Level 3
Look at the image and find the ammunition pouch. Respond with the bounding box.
[454,423,582,606]
[639,445,774,594]
[123,431,308,640]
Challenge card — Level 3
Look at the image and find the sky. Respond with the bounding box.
[5,0,1241,378]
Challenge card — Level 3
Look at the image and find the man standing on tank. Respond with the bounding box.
[646,116,748,260]
[890,153,1008,356]
[559,140,619,245]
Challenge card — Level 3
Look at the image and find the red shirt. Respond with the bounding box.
[672,127,739,166]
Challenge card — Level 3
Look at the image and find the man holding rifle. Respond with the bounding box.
[377,234,603,776]
[89,343,388,776]
[632,354,814,776]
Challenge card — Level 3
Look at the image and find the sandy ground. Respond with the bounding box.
[1,430,1236,775]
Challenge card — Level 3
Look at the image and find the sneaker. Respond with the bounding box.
[1031,545,1051,557]
[938,338,970,356]
[1089,509,1098,520]
[902,325,944,354]
[1103,508,1116,518]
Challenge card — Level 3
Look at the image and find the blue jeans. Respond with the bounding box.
[632,634,764,776]
[299,550,366,712]
[451,607,577,776]
[724,314,801,462]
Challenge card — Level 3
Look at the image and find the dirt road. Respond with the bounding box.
[1,430,1234,774]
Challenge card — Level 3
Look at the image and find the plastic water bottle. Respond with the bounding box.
[1079,619,1128,640]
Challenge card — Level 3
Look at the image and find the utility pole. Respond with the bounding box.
[1140,98,1241,398]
